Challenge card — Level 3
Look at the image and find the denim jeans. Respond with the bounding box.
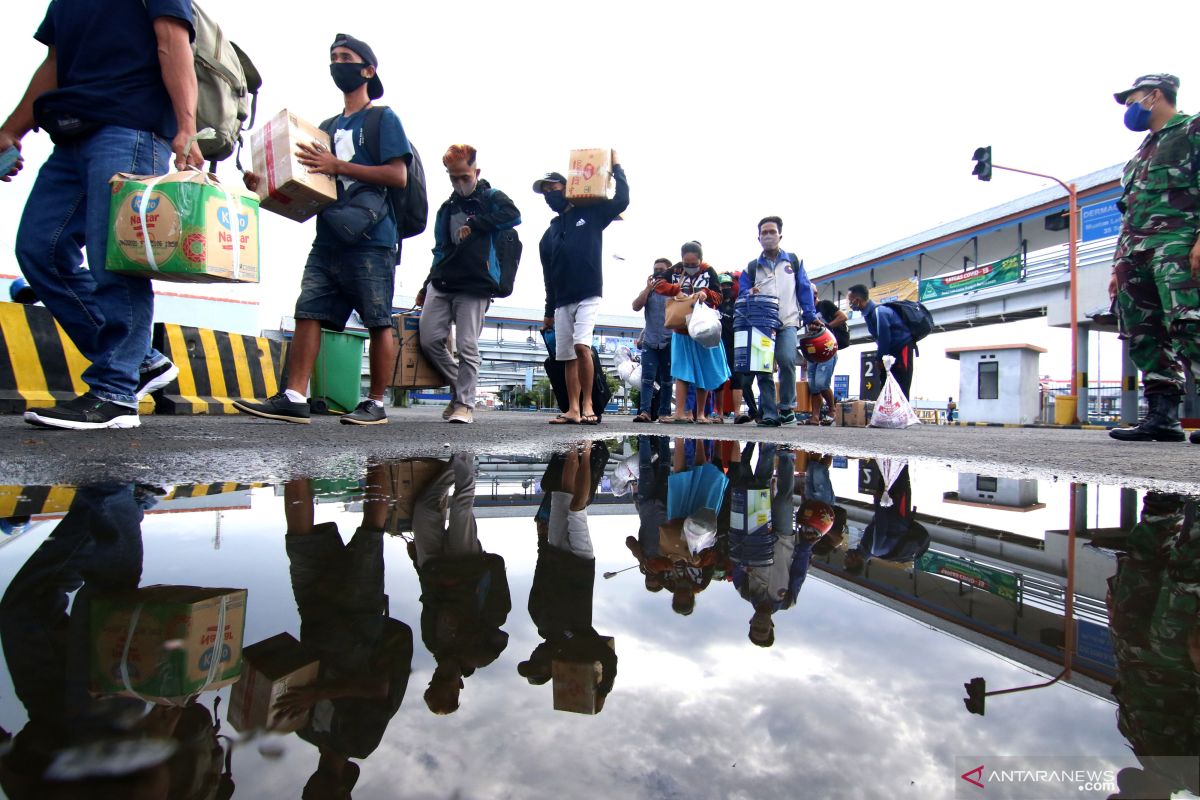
[756,325,798,420]
[16,127,171,405]
[639,345,672,417]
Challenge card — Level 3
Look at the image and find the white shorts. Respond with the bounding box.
[553,296,601,360]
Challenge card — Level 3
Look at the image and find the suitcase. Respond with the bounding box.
[542,330,612,420]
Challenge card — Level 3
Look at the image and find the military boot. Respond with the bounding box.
[1109,394,1186,442]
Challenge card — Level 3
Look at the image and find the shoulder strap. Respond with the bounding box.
[745,259,757,285]
[362,105,386,165]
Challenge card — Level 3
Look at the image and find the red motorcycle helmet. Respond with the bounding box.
[796,499,835,537]
[799,325,838,364]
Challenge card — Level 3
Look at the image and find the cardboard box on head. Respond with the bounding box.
[227,632,320,733]
[251,109,338,222]
[390,313,447,390]
[90,586,247,706]
[565,148,614,205]
[106,172,260,284]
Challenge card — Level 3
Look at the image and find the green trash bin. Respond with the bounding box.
[310,329,369,414]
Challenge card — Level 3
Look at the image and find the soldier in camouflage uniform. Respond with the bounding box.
[1106,492,1200,795]
[1108,74,1200,443]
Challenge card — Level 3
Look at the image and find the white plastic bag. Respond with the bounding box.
[688,302,722,348]
[869,355,921,429]
[876,457,908,507]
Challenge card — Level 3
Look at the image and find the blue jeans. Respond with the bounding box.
[808,353,837,393]
[639,345,672,417]
[295,245,398,331]
[16,127,171,405]
[757,325,797,420]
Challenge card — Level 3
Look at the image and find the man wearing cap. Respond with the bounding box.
[1107,74,1200,444]
[533,155,630,425]
[236,34,412,426]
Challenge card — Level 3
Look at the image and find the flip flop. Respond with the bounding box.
[581,414,600,426]
[548,414,579,425]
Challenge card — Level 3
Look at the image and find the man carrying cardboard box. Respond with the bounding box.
[236,33,411,426]
[2,0,200,430]
[532,152,629,425]
[415,144,521,424]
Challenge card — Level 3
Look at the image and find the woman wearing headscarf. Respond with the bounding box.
[654,241,730,423]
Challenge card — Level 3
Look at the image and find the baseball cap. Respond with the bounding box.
[330,34,384,100]
[718,273,734,285]
[531,171,567,193]
[1114,73,1179,104]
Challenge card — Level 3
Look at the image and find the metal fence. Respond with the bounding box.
[1039,381,1140,425]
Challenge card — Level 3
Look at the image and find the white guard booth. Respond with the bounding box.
[946,343,1046,425]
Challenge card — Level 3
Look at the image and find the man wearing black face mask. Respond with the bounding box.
[1107,74,1200,444]
[237,34,412,427]
[533,155,630,425]
[415,144,520,424]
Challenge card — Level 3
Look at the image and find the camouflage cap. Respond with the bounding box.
[1114,73,1180,104]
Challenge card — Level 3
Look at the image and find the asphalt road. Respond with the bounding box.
[3,408,1198,491]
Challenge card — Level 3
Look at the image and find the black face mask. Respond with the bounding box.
[544,190,569,213]
[330,62,370,94]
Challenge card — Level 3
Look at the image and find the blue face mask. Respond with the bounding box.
[544,190,568,213]
[1123,94,1156,132]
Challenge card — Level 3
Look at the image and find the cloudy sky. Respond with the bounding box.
[1,0,1196,400]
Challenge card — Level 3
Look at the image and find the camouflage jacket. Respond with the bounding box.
[1117,112,1200,244]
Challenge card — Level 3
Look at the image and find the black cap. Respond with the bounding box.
[1114,73,1179,104]
[531,171,567,194]
[331,33,384,100]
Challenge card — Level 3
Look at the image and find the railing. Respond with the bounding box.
[1040,380,1137,424]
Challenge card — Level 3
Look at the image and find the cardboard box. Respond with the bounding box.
[565,148,614,205]
[838,400,875,428]
[390,313,447,389]
[796,380,811,413]
[552,637,615,715]
[250,109,338,222]
[91,586,247,705]
[384,458,449,533]
[227,632,320,733]
[106,171,260,284]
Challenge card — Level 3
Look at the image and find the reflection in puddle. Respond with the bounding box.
[0,438,1194,799]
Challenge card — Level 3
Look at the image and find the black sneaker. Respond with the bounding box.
[136,359,180,400]
[340,401,387,426]
[233,392,311,424]
[756,417,780,428]
[24,392,140,430]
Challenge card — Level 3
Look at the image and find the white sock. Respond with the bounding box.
[284,389,306,403]
[368,398,385,408]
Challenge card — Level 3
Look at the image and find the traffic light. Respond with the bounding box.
[972,147,992,182]
[963,677,987,715]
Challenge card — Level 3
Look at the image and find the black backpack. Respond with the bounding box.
[483,188,522,298]
[883,300,935,343]
[321,106,428,263]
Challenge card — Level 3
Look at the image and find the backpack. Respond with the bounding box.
[147,1,262,164]
[882,300,935,343]
[321,106,428,264]
[484,189,522,298]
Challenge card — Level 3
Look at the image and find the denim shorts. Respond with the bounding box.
[294,245,396,331]
[808,355,837,393]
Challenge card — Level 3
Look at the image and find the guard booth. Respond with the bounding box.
[946,344,1045,425]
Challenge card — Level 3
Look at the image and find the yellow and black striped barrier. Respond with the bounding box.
[0,304,154,414]
[0,484,77,518]
[152,323,287,415]
[164,482,263,499]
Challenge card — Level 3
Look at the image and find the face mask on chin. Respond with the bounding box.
[330,62,370,94]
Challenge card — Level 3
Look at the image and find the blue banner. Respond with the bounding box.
[1081,200,1122,242]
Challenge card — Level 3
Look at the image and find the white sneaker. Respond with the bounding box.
[448,406,474,424]
[442,401,457,420]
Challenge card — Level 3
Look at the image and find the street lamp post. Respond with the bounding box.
[972,150,1081,423]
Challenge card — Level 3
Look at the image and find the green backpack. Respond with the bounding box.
[145,1,262,165]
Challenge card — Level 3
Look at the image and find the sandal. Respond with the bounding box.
[657,416,676,424]
[548,414,579,425]
[581,414,600,426]
[734,414,752,425]
[632,413,652,423]
[672,416,695,424]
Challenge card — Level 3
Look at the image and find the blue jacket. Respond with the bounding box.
[736,251,817,326]
[426,180,521,297]
[862,300,913,356]
[540,165,630,315]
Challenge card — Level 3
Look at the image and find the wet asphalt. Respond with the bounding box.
[4,408,1198,492]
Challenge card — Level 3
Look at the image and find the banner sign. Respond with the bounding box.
[917,551,1020,601]
[919,253,1021,302]
[1081,200,1122,243]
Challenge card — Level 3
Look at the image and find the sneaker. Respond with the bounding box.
[232,392,311,424]
[779,411,797,426]
[756,417,780,428]
[447,406,474,424]
[442,401,457,420]
[136,359,179,400]
[24,392,140,430]
[340,401,388,426]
